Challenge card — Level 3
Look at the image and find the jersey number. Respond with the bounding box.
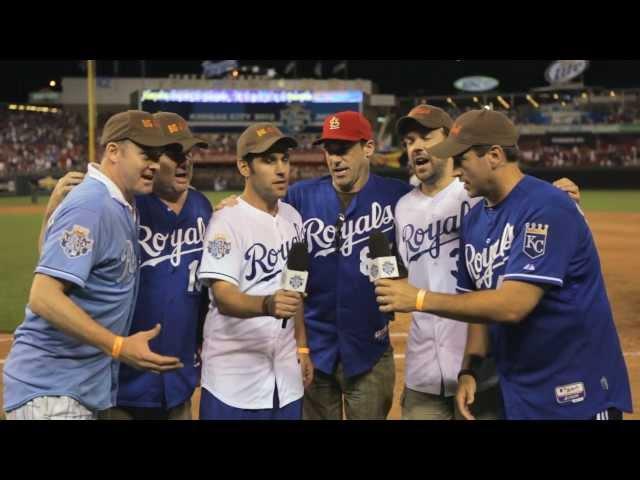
[187,259,202,293]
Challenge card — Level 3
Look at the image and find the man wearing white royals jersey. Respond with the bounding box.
[197,124,313,420]
[394,105,580,420]
[377,109,632,420]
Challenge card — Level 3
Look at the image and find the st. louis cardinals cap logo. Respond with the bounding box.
[207,233,232,260]
[523,223,548,259]
[60,225,94,259]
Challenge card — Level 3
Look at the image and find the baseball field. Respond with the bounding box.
[1,189,639,419]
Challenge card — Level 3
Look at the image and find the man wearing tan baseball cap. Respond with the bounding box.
[196,123,314,420]
[392,104,504,421]
[4,110,185,420]
[374,109,631,421]
[102,111,214,421]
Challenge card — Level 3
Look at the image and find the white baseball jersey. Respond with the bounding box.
[395,179,481,396]
[197,198,305,410]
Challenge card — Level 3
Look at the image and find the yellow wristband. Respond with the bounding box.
[112,336,124,359]
[297,347,310,355]
[416,289,427,312]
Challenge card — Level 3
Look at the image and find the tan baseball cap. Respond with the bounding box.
[396,104,453,137]
[153,112,208,152]
[237,123,298,159]
[100,110,176,147]
[427,109,519,159]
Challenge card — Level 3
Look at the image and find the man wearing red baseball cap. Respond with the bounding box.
[283,111,413,419]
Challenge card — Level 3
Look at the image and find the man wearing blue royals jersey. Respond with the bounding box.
[376,109,632,420]
[286,111,412,419]
[105,112,212,420]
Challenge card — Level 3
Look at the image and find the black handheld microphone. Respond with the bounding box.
[368,230,406,323]
[367,231,400,282]
[281,241,309,328]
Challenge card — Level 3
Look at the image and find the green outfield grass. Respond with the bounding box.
[0,189,638,332]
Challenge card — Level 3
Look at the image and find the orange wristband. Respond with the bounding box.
[416,289,427,312]
[297,347,310,355]
[112,336,124,359]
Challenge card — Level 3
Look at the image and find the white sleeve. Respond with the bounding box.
[197,214,243,287]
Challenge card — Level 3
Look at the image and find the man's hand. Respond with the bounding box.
[119,324,184,374]
[266,290,303,318]
[214,194,239,211]
[298,352,314,388]
[552,177,580,204]
[374,278,420,313]
[46,171,85,217]
[456,374,477,420]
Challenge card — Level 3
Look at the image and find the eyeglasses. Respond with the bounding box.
[164,148,190,165]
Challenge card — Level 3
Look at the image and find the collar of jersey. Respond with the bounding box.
[238,196,281,220]
[87,163,134,212]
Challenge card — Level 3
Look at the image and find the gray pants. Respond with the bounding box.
[303,347,395,420]
[401,384,504,420]
[6,396,97,420]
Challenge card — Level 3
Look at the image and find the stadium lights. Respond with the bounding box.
[473,96,479,103]
[49,80,56,88]
[497,96,510,109]
[446,97,458,108]
[8,104,17,110]
[582,92,588,99]
[232,70,239,78]
[526,94,540,108]
[610,90,616,97]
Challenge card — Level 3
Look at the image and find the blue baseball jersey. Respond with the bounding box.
[456,175,632,419]
[285,174,412,377]
[3,165,140,412]
[117,188,213,409]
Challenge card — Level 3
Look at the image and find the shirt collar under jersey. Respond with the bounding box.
[87,162,135,214]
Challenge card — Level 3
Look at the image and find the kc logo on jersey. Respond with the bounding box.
[208,234,232,259]
[60,225,94,259]
[523,223,548,259]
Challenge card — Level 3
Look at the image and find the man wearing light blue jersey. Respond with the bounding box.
[3,111,184,420]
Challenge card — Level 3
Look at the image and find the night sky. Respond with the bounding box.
[2,60,640,103]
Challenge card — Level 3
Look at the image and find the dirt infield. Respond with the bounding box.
[1,210,639,420]
[0,205,45,215]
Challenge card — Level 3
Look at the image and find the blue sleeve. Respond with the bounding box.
[36,206,103,288]
[503,204,579,287]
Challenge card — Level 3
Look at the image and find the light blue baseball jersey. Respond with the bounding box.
[3,164,140,412]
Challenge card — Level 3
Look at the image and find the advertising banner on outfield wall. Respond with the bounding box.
[140,89,364,134]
